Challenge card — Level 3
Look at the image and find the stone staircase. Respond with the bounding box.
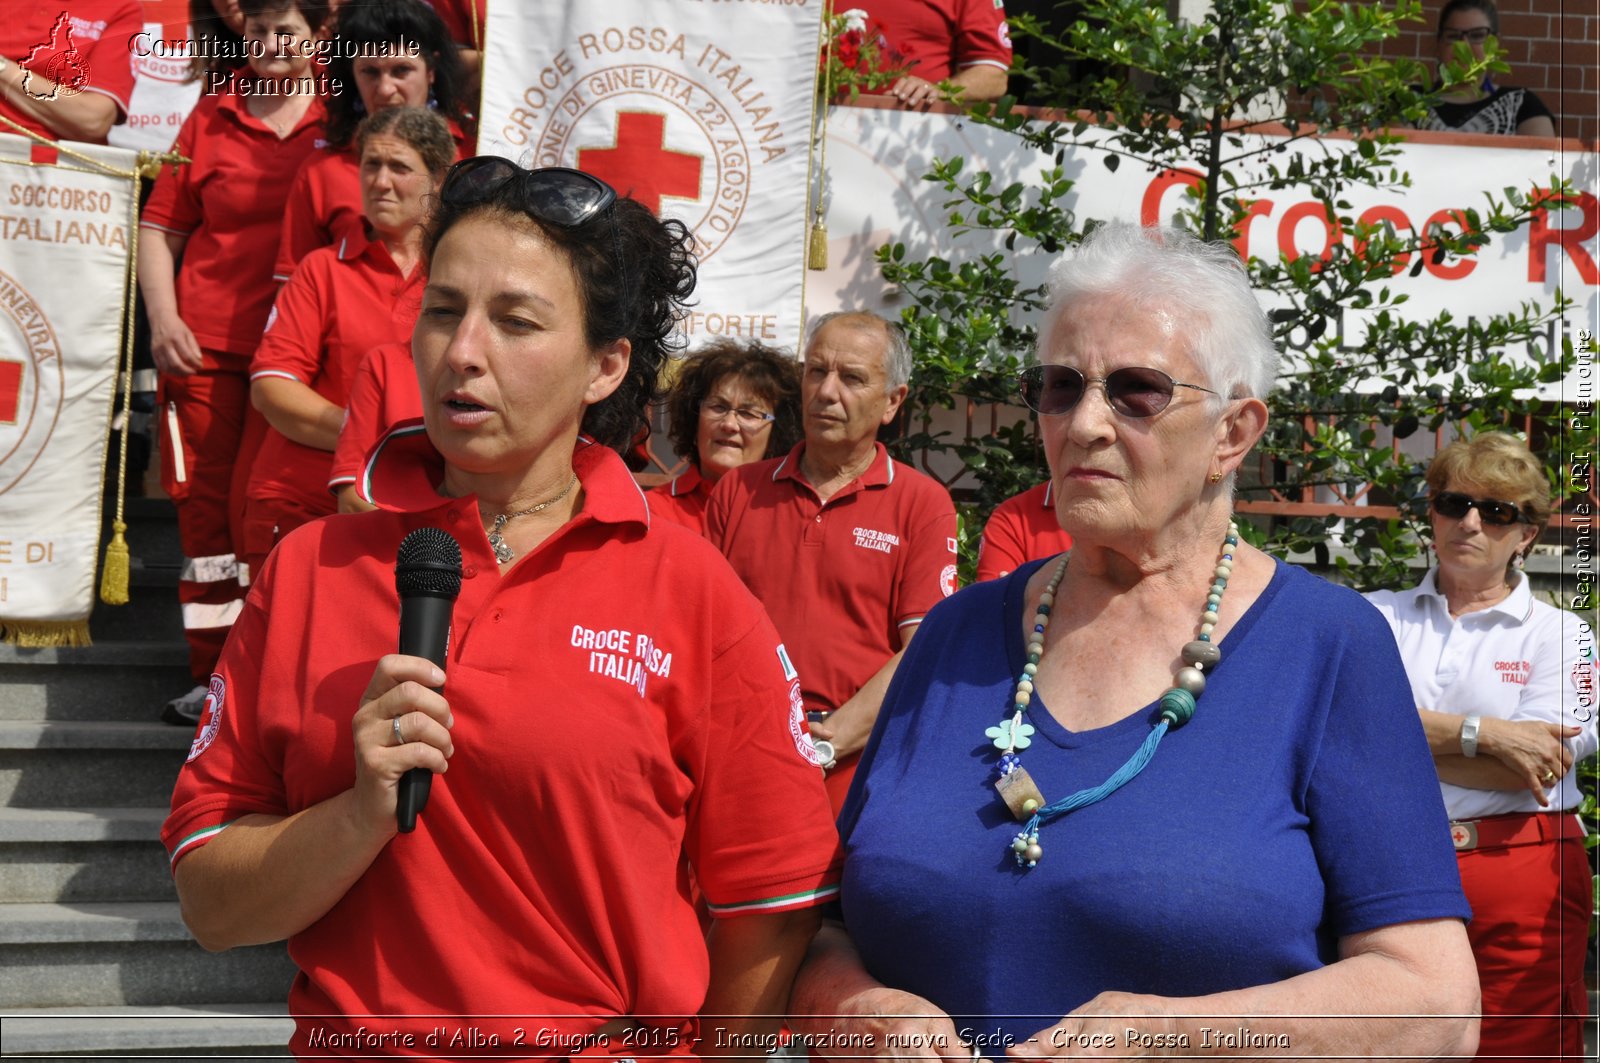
[0,494,295,1056]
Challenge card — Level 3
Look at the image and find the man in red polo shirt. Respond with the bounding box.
[706,311,958,810]
[975,479,1073,580]
[0,2,141,143]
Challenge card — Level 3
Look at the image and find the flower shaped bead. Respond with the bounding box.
[986,718,1035,751]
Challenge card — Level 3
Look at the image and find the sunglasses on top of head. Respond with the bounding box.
[439,156,617,227]
[1018,364,1218,419]
[1430,491,1532,526]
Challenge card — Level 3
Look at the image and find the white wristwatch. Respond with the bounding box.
[1460,714,1482,758]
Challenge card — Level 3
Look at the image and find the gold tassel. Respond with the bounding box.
[1,619,93,647]
[808,210,829,270]
[100,520,130,605]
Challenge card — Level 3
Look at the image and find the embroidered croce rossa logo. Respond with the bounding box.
[22,12,92,101]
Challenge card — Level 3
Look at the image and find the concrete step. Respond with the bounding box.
[0,641,194,723]
[0,808,173,903]
[117,496,183,562]
[0,902,296,1008]
[0,720,191,808]
[88,559,185,643]
[0,1003,291,1057]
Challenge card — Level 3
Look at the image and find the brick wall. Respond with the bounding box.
[1376,0,1599,145]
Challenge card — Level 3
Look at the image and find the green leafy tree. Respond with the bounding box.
[877,0,1583,592]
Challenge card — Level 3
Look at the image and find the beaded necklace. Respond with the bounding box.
[989,520,1240,869]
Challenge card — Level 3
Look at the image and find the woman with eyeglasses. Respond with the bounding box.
[1419,0,1555,137]
[1365,432,1594,1060]
[790,222,1478,1061]
[162,158,841,1057]
[653,339,804,534]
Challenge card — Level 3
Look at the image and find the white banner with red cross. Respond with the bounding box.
[0,134,136,644]
[478,1,826,352]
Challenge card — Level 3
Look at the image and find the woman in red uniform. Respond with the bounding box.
[243,106,451,573]
[274,0,471,283]
[652,339,802,534]
[139,0,332,725]
[162,160,841,1057]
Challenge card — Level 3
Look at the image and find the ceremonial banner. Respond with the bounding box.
[479,1,826,350]
[810,103,1597,402]
[0,135,137,644]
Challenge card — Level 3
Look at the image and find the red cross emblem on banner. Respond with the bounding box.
[577,112,703,216]
[0,360,23,424]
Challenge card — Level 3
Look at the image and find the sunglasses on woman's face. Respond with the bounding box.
[1018,364,1218,419]
[439,157,616,227]
[1431,491,1531,526]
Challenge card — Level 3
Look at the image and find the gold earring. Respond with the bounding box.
[1208,471,1223,484]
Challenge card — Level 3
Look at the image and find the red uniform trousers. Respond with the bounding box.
[241,489,328,579]
[1458,813,1591,1061]
[157,351,264,683]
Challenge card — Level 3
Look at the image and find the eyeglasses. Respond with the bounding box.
[439,157,616,227]
[1441,27,1491,43]
[1431,491,1532,526]
[1018,364,1218,418]
[701,400,776,431]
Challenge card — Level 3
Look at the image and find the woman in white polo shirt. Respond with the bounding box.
[1366,431,1596,1061]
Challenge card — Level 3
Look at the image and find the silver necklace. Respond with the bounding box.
[485,473,577,563]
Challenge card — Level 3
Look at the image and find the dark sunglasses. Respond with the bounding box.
[1018,364,1218,418]
[1431,491,1532,526]
[439,157,616,227]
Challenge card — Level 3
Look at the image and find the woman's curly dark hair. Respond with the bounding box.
[424,175,698,455]
[322,0,471,151]
[186,0,247,82]
[355,106,456,178]
[665,340,802,470]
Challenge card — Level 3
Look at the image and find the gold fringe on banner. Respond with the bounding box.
[1,619,93,648]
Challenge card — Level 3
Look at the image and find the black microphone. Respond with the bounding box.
[394,527,463,833]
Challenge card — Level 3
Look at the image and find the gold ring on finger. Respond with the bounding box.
[392,716,405,747]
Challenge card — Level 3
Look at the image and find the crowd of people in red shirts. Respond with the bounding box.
[1,3,1586,1058]
[0,0,1020,727]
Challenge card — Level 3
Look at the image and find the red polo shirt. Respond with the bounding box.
[274,120,472,283]
[164,427,841,1056]
[648,464,713,535]
[248,231,425,514]
[857,0,1012,85]
[425,0,487,51]
[142,80,325,356]
[0,1,141,141]
[706,441,958,804]
[975,480,1073,581]
[329,341,421,494]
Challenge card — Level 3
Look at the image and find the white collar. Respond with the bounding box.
[1415,565,1533,622]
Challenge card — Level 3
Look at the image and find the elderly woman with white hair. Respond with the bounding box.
[790,222,1480,1060]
